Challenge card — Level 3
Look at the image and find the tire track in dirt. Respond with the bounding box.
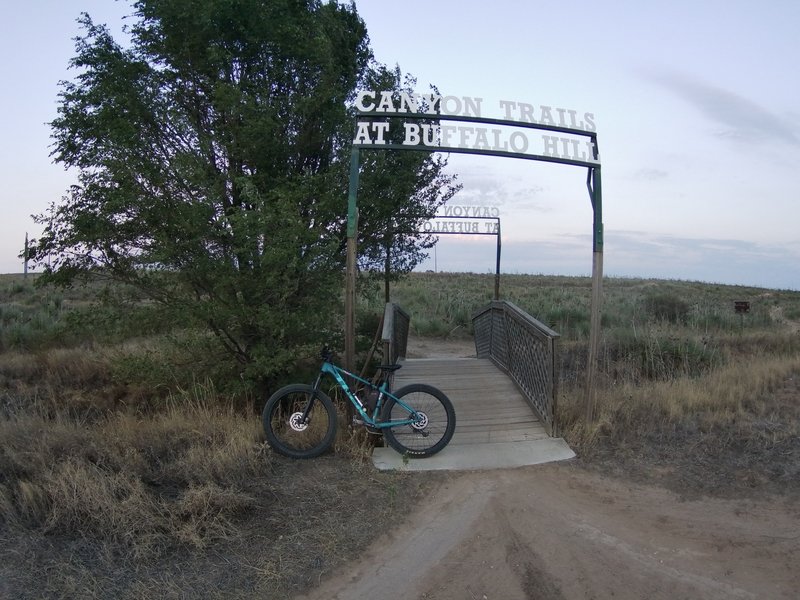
[296,476,495,600]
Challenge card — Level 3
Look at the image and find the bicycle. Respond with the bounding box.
[262,347,456,459]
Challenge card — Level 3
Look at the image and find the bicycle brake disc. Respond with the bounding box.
[410,411,429,431]
[289,412,309,432]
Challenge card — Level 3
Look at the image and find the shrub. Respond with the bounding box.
[544,306,590,339]
[643,291,690,324]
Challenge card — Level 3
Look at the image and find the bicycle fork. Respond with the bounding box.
[298,373,324,425]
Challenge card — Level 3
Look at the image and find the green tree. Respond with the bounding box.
[31,0,457,388]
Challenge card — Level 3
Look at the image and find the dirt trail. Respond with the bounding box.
[770,304,800,334]
[297,464,799,600]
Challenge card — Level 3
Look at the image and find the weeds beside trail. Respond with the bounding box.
[559,357,800,497]
[1,391,264,558]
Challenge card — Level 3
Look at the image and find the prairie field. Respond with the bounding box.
[1,272,799,598]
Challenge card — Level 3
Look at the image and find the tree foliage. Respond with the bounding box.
[32,0,458,386]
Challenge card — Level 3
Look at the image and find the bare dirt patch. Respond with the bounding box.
[298,464,800,600]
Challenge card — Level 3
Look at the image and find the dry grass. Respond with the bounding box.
[0,386,264,555]
[559,355,800,496]
[0,378,431,598]
[1,455,428,599]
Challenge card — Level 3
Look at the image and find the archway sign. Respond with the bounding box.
[345,91,604,422]
[422,215,501,300]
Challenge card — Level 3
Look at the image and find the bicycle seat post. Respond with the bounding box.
[376,362,401,392]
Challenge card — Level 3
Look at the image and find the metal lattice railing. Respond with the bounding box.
[472,301,560,435]
[382,302,410,366]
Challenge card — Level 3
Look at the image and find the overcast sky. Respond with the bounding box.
[2,0,798,290]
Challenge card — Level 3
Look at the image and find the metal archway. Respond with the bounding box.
[345,98,603,421]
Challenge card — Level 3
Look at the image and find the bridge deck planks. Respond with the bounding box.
[393,358,548,446]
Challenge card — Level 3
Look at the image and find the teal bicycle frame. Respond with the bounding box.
[314,361,421,429]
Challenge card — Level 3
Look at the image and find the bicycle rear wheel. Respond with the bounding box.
[382,384,456,457]
[262,384,337,459]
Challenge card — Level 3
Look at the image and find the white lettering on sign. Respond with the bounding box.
[441,205,500,218]
[357,91,595,132]
[420,206,501,235]
[422,220,499,234]
[353,121,391,145]
[355,91,484,117]
[358,122,597,163]
[353,91,599,164]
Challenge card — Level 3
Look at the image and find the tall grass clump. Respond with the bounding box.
[599,327,724,382]
[0,381,266,557]
[642,290,690,323]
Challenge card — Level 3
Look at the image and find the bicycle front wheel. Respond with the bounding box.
[262,384,337,459]
[382,384,456,458]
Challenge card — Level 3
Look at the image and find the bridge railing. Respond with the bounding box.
[472,301,560,435]
[382,302,410,366]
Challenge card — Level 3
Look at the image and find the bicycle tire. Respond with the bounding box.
[262,384,337,459]
[382,384,456,457]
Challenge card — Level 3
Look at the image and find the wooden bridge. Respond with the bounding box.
[372,302,575,470]
[395,358,549,445]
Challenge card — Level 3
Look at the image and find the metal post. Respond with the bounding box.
[585,166,603,423]
[345,147,360,373]
[494,219,501,301]
[24,233,29,279]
